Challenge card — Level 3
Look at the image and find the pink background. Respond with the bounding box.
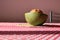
[0,0,60,22]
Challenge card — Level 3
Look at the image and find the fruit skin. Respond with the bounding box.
[25,9,48,26]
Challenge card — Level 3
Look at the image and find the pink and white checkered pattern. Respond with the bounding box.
[0,34,60,40]
[0,22,60,40]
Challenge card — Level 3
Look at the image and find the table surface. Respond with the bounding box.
[0,22,60,40]
[0,22,60,32]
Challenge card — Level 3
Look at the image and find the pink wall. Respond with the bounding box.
[0,0,60,22]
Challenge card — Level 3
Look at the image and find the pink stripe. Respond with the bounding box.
[35,34,48,40]
[39,34,49,40]
[45,32,58,40]
[20,35,30,40]
[46,34,55,40]
[25,35,37,40]
[53,34,60,40]
[41,34,54,40]
[31,34,43,40]
[26,35,35,38]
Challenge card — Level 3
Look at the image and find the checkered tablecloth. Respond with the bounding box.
[0,34,60,40]
[0,22,60,40]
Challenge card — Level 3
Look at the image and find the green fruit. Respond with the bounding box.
[25,9,48,26]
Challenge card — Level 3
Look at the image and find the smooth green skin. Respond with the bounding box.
[25,12,48,26]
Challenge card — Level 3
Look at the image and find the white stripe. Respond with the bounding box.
[25,35,35,40]
[35,34,48,40]
[49,34,59,40]
[42,34,54,40]
[54,35,60,40]
[28,34,42,40]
